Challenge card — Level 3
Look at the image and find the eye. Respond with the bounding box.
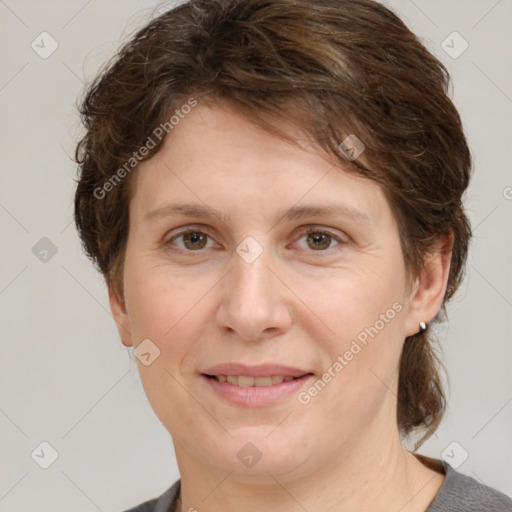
[165,228,216,251]
[164,225,348,254]
[294,227,346,252]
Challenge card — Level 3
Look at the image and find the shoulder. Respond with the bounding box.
[121,480,181,512]
[121,498,157,512]
[428,461,512,512]
[117,467,512,512]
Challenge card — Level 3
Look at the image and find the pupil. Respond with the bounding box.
[185,232,206,249]
[308,232,330,250]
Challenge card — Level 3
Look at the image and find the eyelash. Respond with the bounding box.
[164,225,347,255]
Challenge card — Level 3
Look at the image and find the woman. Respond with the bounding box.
[73,0,512,510]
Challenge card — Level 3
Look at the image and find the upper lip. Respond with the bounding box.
[201,363,313,378]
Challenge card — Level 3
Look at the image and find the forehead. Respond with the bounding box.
[130,102,391,229]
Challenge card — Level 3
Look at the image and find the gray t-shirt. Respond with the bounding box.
[124,460,512,512]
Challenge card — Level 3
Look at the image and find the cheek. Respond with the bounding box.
[123,258,225,378]
[293,257,407,409]
[123,262,215,430]
[123,259,194,354]
[296,256,407,348]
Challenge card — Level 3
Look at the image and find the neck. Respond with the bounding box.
[173,426,444,512]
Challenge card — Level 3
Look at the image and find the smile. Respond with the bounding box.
[201,372,315,407]
[205,375,300,386]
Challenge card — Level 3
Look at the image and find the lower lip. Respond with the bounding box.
[201,374,315,407]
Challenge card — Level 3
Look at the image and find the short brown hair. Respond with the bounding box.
[74,0,472,448]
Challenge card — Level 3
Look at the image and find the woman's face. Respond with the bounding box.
[111,102,436,482]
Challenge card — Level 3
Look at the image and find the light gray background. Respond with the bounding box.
[0,0,511,510]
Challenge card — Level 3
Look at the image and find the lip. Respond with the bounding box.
[200,363,315,407]
[201,363,311,378]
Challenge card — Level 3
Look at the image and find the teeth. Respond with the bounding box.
[254,376,272,387]
[237,375,254,387]
[213,375,298,386]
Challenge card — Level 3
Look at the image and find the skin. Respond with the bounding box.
[110,101,451,512]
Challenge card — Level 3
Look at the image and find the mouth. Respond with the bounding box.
[200,363,315,407]
[202,374,310,386]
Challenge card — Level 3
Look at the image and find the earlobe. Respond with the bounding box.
[108,285,134,347]
[404,233,453,337]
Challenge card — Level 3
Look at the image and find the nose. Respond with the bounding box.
[216,246,293,342]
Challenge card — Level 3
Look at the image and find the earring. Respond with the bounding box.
[419,321,427,334]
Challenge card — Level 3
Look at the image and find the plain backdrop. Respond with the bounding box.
[0,0,511,510]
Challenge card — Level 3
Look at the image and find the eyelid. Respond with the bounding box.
[163,224,349,253]
[163,224,215,240]
[291,225,349,252]
[163,224,219,246]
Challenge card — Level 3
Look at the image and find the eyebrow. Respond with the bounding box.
[144,202,371,226]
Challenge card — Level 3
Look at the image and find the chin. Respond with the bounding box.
[209,430,313,483]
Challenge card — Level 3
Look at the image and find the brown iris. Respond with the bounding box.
[306,232,332,250]
[183,231,208,250]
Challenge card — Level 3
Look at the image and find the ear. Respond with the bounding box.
[404,233,453,337]
[108,285,134,347]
